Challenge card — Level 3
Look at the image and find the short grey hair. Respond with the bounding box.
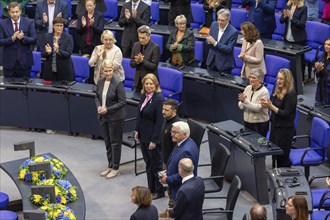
[175,14,187,25]
[172,121,190,137]
[217,8,231,20]
[137,25,151,35]
[179,158,194,173]
[250,69,265,82]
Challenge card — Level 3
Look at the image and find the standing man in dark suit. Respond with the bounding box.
[96,59,126,179]
[34,0,69,51]
[167,158,205,220]
[242,0,277,39]
[0,2,37,78]
[130,25,160,93]
[159,121,199,214]
[205,9,238,74]
[119,0,150,58]
[168,0,193,27]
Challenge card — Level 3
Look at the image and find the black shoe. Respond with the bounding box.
[152,192,165,200]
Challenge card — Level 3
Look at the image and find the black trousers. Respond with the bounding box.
[244,121,269,137]
[140,142,164,194]
[99,119,124,170]
[4,60,31,78]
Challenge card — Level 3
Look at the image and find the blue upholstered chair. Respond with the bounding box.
[195,40,204,67]
[62,0,72,18]
[122,58,135,91]
[0,192,9,209]
[150,2,160,24]
[158,66,183,102]
[0,211,18,220]
[232,0,243,8]
[305,21,330,77]
[309,176,330,209]
[272,13,285,41]
[276,0,287,12]
[30,51,42,79]
[150,34,163,55]
[71,55,90,83]
[290,117,330,179]
[190,3,205,29]
[230,8,248,30]
[104,0,118,23]
[264,54,290,95]
[232,46,243,76]
[311,211,330,220]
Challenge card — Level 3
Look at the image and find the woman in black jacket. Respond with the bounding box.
[260,68,297,167]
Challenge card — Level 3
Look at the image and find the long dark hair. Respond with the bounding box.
[321,37,330,65]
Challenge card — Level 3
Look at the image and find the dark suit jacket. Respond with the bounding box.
[118,1,150,49]
[170,176,205,220]
[280,5,307,44]
[75,0,107,17]
[166,28,196,66]
[130,41,160,89]
[76,10,105,49]
[130,204,158,220]
[166,137,199,200]
[160,115,180,164]
[206,22,238,71]
[168,0,193,26]
[0,17,37,69]
[135,92,164,144]
[243,0,277,35]
[42,32,75,81]
[95,77,127,123]
[34,0,69,51]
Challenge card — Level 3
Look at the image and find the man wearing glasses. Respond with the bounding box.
[205,8,238,74]
[159,121,199,217]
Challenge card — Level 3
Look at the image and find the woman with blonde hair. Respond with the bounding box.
[89,30,125,84]
[285,196,309,220]
[130,186,158,220]
[238,22,266,78]
[134,74,165,200]
[260,68,297,167]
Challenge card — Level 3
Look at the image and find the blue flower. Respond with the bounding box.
[43,154,51,159]
[25,173,32,181]
[62,217,70,220]
[66,193,72,200]
[53,169,61,178]
[56,196,61,203]
[58,180,71,190]
[21,159,34,168]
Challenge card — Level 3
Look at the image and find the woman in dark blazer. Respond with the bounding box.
[280,0,307,45]
[134,74,165,199]
[42,17,75,81]
[166,15,196,67]
[76,0,105,55]
[130,186,158,220]
[261,68,297,167]
[96,59,126,179]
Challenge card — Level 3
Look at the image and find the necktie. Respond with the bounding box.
[14,22,18,32]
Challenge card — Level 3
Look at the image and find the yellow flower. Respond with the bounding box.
[69,213,76,220]
[33,194,42,202]
[34,157,44,162]
[61,196,67,204]
[19,169,26,179]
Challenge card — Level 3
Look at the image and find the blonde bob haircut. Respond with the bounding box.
[273,68,295,100]
[175,15,187,26]
[101,30,117,43]
[141,73,162,94]
[131,186,152,207]
[287,0,304,8]
[101,59,114,71]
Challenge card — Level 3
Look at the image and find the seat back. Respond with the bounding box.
[306,21,330,50]
[232,46,243,76]
[310,117,330,158]
[158,66,183,101]
[272,13,285,41]
[195,40,204,67]
[276,0,287,12]
[232,0,243,8]
[62,0,72,18]
[190,3,205,29]
[210,143,230,189]
[151,2,160,24]
[104,0,118,22]
[230,8,248,30]
[187,118,205,150]
[122,58,135,90]
[71,55,90,83]
[150,34,163,55]
[30,51,41,79]
[226,175,242,220]
[264,54,290,85]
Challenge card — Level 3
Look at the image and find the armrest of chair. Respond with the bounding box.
[308,175,330,185]
[291,135,310,147]
[319,194,330,210]
[203,175,224,181]
[300,147,324,165]
[168,91,182,98]
[81,76,89,83]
